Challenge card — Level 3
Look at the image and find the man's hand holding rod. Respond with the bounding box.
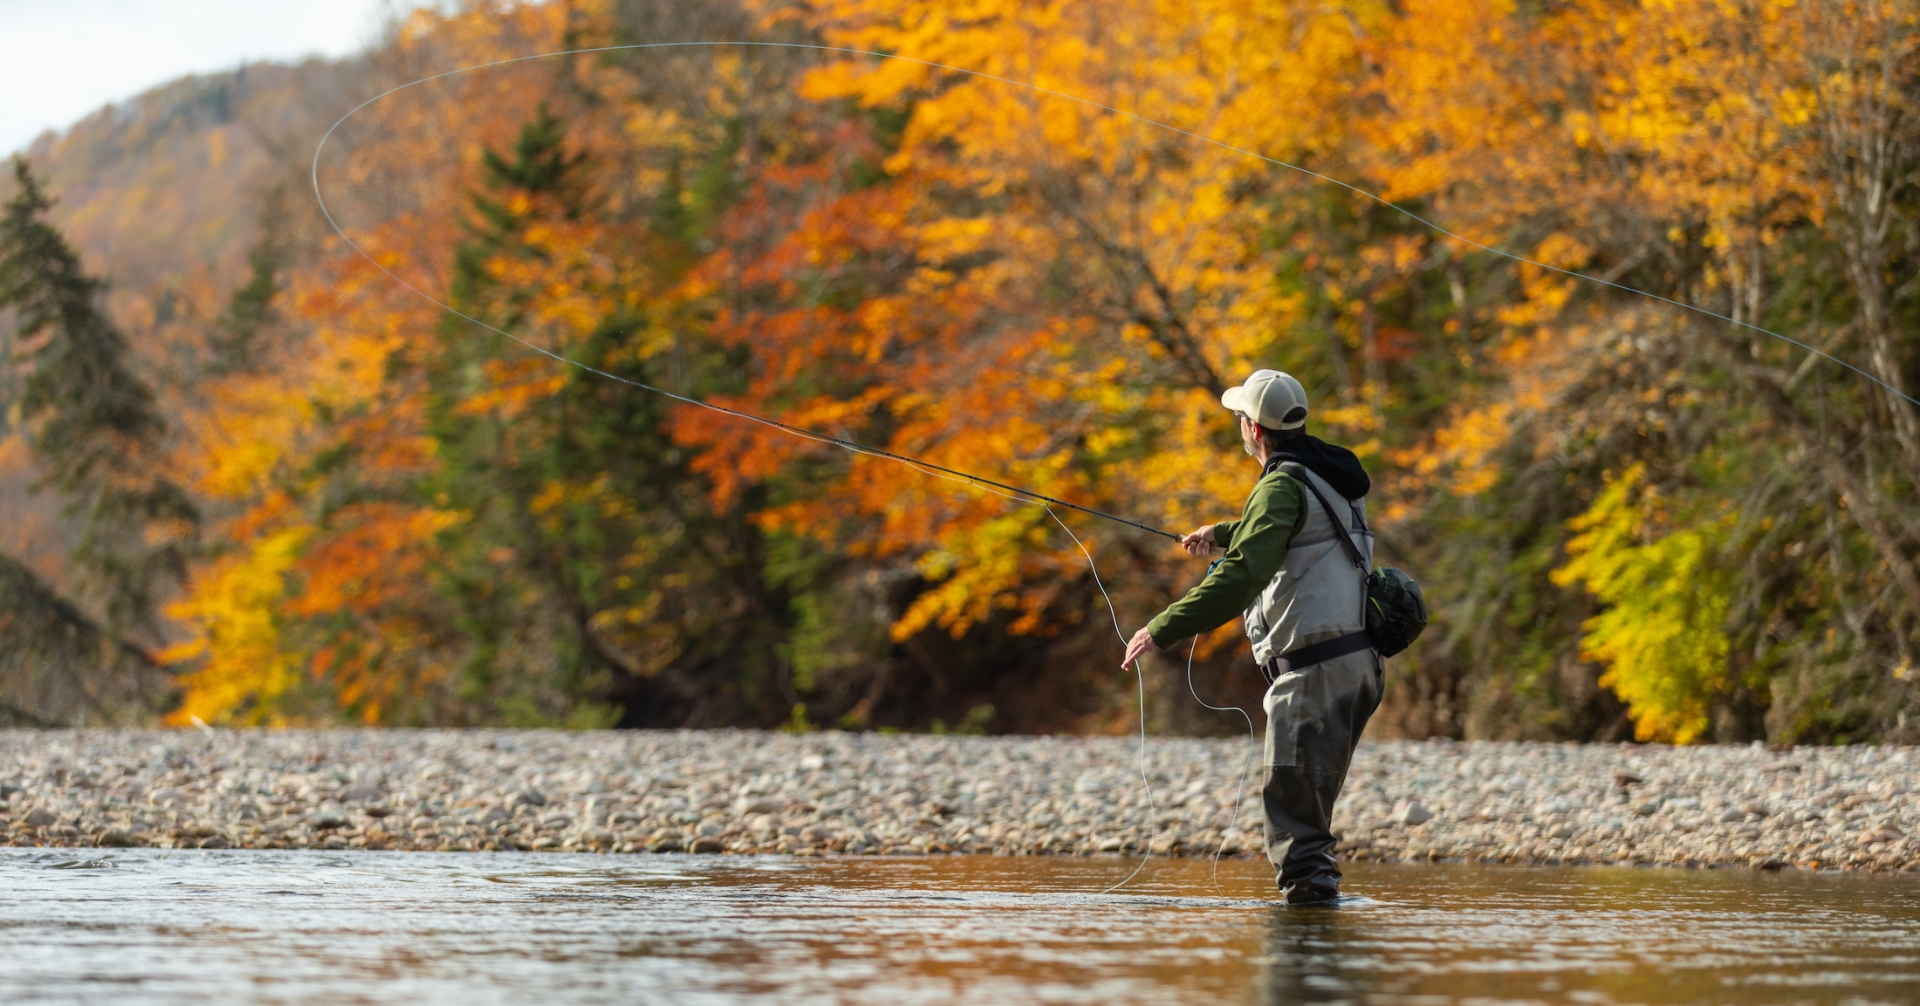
[1121,525,1217,668]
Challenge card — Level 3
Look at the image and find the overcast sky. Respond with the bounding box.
[2,0,408,156]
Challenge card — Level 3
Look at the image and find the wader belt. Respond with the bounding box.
[1271,630,1372,678]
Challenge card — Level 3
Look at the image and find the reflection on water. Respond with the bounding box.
[2,848,1916,1005]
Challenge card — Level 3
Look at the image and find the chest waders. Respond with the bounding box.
[1253,457,1385,905]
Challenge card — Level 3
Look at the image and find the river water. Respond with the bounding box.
[2,849,1916,1005]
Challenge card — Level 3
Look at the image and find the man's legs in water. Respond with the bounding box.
[1259,649,1384,904]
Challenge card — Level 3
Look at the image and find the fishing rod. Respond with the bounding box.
[615,390,1182,542]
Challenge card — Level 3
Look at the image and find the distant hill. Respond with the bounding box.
[21,57,363,306]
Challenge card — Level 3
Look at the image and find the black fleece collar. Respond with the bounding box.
[1262,435,1371,499]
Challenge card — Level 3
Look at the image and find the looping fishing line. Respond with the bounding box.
[312,38,1902,897]
[313,41,1920,411]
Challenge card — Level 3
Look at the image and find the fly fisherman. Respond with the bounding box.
[1121,369,1380,906]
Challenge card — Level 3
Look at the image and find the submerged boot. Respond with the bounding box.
[1282,876,1341,906]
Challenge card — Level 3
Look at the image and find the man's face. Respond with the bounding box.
[1237,413,1260,457]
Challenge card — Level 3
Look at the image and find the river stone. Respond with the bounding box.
[734,797,780,815]
[1396,801,1433,826]
[690,837,724,854]
[310,807,350,830]
[24,808,56,827]
[339,785,384,803]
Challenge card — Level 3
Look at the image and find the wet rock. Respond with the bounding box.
[24,808,56,827]
[690,837,724,854]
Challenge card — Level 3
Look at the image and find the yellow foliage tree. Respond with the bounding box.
[1553,465,1740,743]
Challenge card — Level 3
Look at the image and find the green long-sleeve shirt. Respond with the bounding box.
[1145,467,1307,649]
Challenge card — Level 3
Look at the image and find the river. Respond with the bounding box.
[2,849,1916,1004]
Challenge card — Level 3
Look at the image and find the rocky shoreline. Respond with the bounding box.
[1,730,1915,872]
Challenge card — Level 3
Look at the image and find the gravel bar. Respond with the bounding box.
[2,731,1915,872]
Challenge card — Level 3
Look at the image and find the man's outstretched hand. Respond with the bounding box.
[1179,525,1217,556]
[1122,626,1159,669]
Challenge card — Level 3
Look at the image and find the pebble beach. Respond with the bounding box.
[2,730,1915,872]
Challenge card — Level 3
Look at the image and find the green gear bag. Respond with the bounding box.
[1364,566,1427,658]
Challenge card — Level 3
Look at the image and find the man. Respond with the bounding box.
[1120,369,1380,906]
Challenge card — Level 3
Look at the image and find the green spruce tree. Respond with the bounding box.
[0,159,195,722]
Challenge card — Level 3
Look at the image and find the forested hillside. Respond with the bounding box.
[1,0,1914,744]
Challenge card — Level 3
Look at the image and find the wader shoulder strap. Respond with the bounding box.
[1277,461,1365,570]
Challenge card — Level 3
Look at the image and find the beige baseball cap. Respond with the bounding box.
[1220,369,1308,430]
